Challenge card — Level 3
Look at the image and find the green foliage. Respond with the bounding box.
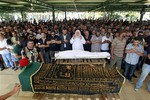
[0,11,141,22]
[21,11,27,21]
[107,12,122,20]
[0,13,11,21]
[106,11,139,21]
[125,12,138,21]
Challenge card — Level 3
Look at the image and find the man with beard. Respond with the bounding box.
[110,30,127,70]
[70,30,86,50]
[22,39,44,63]
[91,30,102,52]
[59,28,72,51]
[47,31,61,63]
[83,30,92,51]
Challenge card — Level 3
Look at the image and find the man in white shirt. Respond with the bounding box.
[0,32,14,69]
[101,33,112,52]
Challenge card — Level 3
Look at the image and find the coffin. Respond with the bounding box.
[19,51,125,94]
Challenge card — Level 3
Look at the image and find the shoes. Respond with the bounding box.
[5,67,9,69]
[0,67,4,71]
[133,74,137,78]
[19,67,23,70]
[14,67,18,71]
[11,67,15,69]
[135,88,139,91]
[129,81,133,84]
[127,79,133,83]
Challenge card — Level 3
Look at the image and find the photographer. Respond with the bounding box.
[0,84,21,100]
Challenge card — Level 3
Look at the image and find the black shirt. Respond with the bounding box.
[145,36,150,45]
[145,45,150,65]
[83,35,92,51]
[144,36,150,51]
[48,35,61,51]
[38,38,49,52]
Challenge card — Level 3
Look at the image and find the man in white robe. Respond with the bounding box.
[70,30,86,50]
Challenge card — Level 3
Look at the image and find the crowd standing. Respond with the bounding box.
[0,19,150,92]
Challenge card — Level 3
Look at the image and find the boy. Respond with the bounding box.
[124,37,144,82]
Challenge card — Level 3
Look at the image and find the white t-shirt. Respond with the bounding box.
[0,39,9,54]
[63,34,67,47]
[6,45,15,55]
[101,36,112,50]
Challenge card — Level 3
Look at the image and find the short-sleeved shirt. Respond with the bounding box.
[112,38,126,57]
[145,45,150,65]
[101,36,112,50]
[13,44,22,56]
[125,43,144,65]
[38,38,49,52]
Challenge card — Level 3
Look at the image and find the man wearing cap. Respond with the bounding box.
[124,37,144,82]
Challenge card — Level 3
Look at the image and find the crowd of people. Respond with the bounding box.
[0,19,150,92]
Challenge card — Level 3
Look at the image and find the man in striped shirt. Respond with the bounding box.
[110,30,126,70]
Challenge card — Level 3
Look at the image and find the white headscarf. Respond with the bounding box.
[74,30,82,38]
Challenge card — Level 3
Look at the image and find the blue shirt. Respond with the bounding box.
[125,43,144,65]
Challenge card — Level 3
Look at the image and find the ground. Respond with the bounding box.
[0,68,150,100]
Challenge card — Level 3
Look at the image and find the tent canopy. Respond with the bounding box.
[0,0,149,12]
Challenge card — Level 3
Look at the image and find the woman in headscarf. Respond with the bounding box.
[70,30,86,50]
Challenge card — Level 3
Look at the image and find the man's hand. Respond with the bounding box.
[72,34,75,39]
[38,45,45,48]
[111,55,115,60]
[21,50,24,54]
[0,83,21,100]
[51,40,56,43]
[131,48,137,53]
[0,47,6,50]
[64,39,68,43]
[11,84,21,94]
[86,40,91,44]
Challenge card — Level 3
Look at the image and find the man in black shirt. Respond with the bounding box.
[47,31,61,63]
[135,45,150,92]
[83,30,92,51]
[144,35,150,52]
[37,33,50,63]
